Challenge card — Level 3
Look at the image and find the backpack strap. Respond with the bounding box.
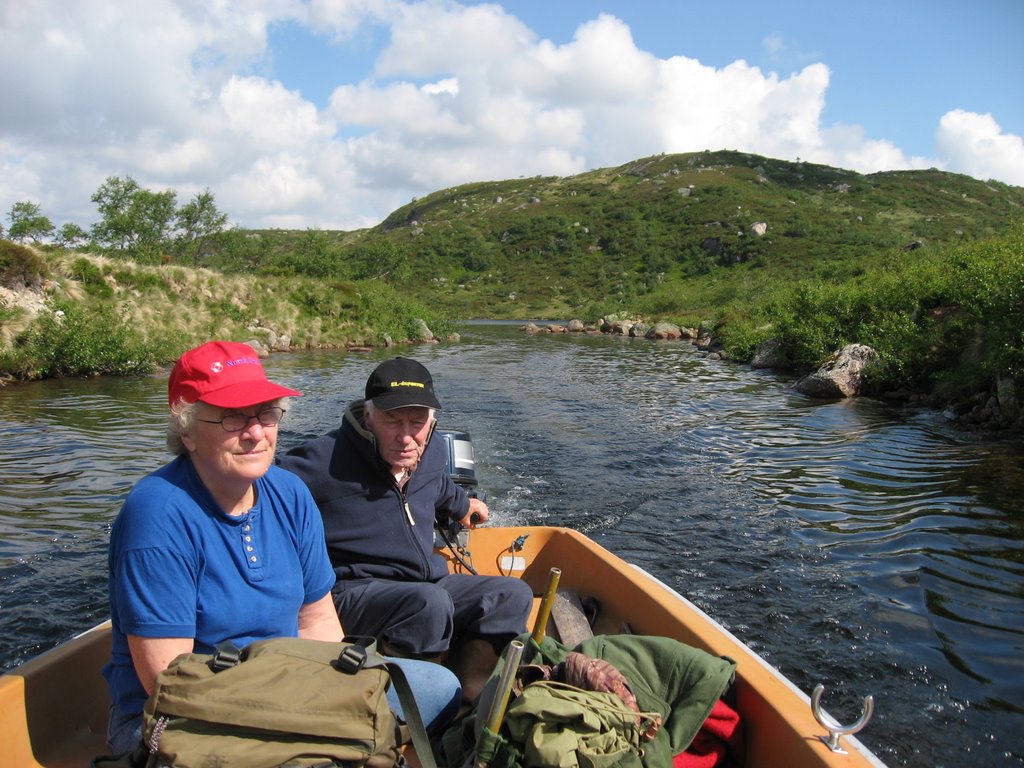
[340,637,439,768]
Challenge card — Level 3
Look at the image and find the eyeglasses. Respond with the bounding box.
[197,407,286,432]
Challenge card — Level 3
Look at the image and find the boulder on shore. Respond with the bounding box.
[750,339,788,370]
[602,318,633,335]
[794,343,879,398]
[645,322,683,340]
[411,318,434,342]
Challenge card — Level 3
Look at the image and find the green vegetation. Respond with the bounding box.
[0,240,49,287]
[1,149,1022,427]
[350,152,1022,320]
[0,249,453,380]
[2,300,157,378]
[5,201,54,244]
[86,176,229,265]
[712,222,1024,402]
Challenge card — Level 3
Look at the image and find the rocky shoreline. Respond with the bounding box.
[2,266,1018,436]
[522,318,1023,435]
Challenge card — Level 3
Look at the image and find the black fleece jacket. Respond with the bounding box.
[279,400,470,583]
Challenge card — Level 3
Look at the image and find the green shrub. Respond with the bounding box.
[70,257,113,298]
[110,267,164,291]
[0,302,22,325]
[3,300,158,378]
[0,240,49,288]
[716,314,768,361]
[356,281,458,341]
[289,281,362,320]
[210,298,248,323]
[946,224,1024,378]
[724,223,1024,395]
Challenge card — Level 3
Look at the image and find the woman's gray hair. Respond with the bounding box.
[167,397,291,455]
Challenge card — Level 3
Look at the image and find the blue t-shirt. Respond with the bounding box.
[103,456,337,722]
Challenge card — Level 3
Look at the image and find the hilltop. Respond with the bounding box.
[261,149,1020,319]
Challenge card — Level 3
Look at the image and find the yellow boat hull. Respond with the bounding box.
[0,526,885,767]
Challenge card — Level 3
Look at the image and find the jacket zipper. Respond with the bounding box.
[396,484,432,576]
[403,497,414,525]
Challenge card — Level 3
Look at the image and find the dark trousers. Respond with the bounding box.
[332,573,534,656]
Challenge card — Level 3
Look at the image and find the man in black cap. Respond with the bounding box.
[280,357,533,708]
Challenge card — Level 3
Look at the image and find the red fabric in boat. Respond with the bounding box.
[673,698,743,768]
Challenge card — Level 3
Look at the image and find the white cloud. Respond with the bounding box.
[1,1,1021,233]
[375,2,536,81]
[226,154,326,217]
[329,81,470,138]
[421,78,459,96]
[533,14,658,105]
[815,124,932,176]
[220,76,335,151]
[762,34,785,58]
[307,0,402,41]
[936,110,1024,186]
[0,0,285,141]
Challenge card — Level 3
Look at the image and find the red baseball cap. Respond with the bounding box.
[168,341,301,408]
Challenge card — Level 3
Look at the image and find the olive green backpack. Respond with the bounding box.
[139,637,435,768]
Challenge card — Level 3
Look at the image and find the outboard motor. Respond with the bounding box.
[436,429,479,495]
[434,429,481,556]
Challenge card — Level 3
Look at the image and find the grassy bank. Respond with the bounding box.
[715,223,1022,419]
[0,243,457,379]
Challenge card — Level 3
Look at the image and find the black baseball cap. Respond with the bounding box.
[365,357,442,411]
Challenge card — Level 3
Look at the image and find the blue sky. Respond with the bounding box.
[2,0,1022,231]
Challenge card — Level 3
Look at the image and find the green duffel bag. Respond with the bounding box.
[141,637,433,768]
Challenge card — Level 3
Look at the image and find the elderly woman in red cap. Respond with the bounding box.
[102,341,460,755]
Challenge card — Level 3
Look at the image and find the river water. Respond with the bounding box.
[1,322,1022,766]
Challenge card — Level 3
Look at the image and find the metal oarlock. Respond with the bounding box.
[810,683,874,754]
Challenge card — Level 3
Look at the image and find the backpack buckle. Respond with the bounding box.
[337,644,368,673]
[209,641,242,671]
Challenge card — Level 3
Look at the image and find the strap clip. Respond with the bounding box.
[209,641,242,671]
[337,643,368,673]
